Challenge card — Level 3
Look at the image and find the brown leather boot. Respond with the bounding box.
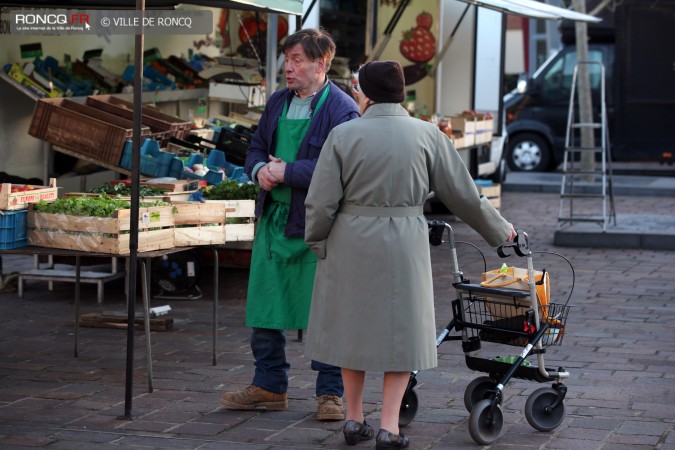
[219,385,288,410]
[316,394,344,421]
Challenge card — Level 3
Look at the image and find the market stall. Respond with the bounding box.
[0,0,301,420]
[0,0,599,421]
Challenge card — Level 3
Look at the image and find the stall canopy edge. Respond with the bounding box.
[456,0,601,22]
[0,0,303,15]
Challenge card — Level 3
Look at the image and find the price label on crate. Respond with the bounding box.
[141,211,162,223]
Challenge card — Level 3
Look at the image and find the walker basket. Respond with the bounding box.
[456,297,570,347]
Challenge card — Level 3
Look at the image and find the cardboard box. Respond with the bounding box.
[0,178,58,211]
[27,205,175,254]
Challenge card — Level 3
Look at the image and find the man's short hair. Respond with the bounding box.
[282,28,336,71]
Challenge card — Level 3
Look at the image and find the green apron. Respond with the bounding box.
[246,87,330,329]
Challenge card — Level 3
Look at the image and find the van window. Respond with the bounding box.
[541,50,603,102]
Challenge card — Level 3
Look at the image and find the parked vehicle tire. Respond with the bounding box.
[506,133,551,172]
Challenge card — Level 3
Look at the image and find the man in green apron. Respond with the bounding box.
[219,29,360,420]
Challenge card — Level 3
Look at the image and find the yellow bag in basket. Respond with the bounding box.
[481,265,550,308]
[480,265,561,343]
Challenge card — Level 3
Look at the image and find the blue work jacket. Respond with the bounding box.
[245,80,360,237]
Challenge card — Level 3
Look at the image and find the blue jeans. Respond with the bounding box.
[250,327,343,396]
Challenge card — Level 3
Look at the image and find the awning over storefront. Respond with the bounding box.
[0,0,303,15]
[457,0,601,22]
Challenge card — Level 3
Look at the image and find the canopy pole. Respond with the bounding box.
[121,0,145,421]
[430,3,471,78]
[265,14,277,100]
[302,0,318,26]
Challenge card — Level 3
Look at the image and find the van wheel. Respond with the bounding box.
[507,133,551,172]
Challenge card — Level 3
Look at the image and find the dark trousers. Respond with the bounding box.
[250,327,343,396]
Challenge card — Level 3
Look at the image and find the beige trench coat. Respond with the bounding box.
[304,103,511,372]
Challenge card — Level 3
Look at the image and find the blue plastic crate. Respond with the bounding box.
[34,57,93,96]
[120,140,132,169]
[122,65,176,91]
[122,139,181,177]
[183,168,225,185]
[0,209,28,249]
[140,157,160,177]
[168,158,185,179]
[206,149,227,168]
[223,162,245,180]
[186,152,204,167]
[120,138,158,171]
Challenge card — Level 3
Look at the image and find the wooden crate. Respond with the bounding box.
[141,179,199,192]
[451,132,473,149]
[29,98,151,166]
[64,192,172,202]
[66,191,195,202]
[27,205,175,255]
[203,199,256,242]
[86,95,192,142]
[0,178,58,210]
[79,313,173,331]
[478,184,501,210]
[173,202,227,247]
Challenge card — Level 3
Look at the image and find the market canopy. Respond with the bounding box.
[371,0,600,63]
[0,0,303,15]
[456,0,601,22]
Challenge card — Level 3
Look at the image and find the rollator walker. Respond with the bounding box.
[399,221,573,445]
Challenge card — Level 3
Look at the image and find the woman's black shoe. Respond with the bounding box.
[375,429,410,449]
[343,419,374,445]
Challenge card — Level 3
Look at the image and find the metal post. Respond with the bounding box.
[122,0,145,421]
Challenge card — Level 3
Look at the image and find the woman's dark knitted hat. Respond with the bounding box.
[358,60,405,103]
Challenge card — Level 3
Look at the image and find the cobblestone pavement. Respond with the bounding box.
[0,191,674,449]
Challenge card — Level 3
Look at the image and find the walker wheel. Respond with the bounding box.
[468,398,504,445]
[398,388,419,428]
[525,387,566,431]
[463,376,497,412]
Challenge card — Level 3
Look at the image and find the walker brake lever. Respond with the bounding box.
[497,229,530,258]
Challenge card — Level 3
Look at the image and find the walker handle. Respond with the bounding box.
[497,229,531,258]
[428,220,446,247]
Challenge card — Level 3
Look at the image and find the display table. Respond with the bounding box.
[0,245,221,393]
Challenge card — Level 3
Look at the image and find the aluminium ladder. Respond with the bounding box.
[558,60,616,231]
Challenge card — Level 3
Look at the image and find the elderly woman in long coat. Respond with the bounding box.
[304,60,516,449]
